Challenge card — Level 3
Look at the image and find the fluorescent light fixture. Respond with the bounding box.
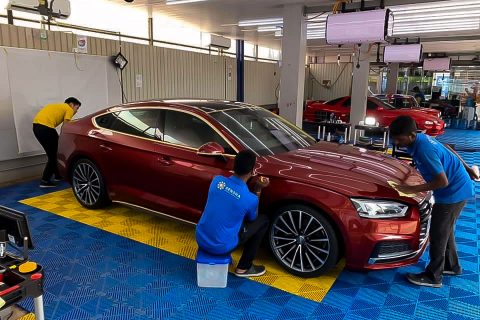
[239,18,283,27]
[392,0,480,12]
[394,11,480,21]
[326,9,393,45]
[257,26,281,32]
[394,19,480,27]
[166,0,207,4]
[384,44,423,63]
[394,26,478,35]
[423,58,452,71]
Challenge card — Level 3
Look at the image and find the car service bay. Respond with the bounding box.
[0,1,479,320]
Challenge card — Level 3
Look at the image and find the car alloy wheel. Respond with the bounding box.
[71,159,110,209]
[270,205,339,277]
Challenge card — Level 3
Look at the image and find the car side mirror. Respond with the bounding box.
[197,142,225,156]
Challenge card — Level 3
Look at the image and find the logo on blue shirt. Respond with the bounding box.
[217,181,241,200]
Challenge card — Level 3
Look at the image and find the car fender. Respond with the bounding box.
[259,179,354,255]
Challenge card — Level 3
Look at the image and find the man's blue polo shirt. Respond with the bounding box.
[407,133,474,204]
[196,175,259,255]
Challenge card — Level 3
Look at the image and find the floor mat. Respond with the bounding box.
[20,189,344,303]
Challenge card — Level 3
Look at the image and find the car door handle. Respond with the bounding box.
[99,144,112,152]
[157,156,172,166]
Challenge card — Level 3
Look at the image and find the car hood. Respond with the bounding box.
[257,142,426,203]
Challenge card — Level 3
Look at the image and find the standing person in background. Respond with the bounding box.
[464,88,478,122]
[412,86,426,105]
[33,97,81,188]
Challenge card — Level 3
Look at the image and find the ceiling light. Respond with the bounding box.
[392,0,480,12]
[166,0,207,4]
[394,22,479,31]
[392,4,480,15]
[393,18,479,29]
[257,26,281,32]
[238,18,283,27]
[394,12,480,23]
[394,26,479,35]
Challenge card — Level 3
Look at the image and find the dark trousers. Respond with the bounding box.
[426,201,466,282]
[33,124,60,182]
[236,215,269,270]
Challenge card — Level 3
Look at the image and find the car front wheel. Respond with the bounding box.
[269,204,339,278]
[71,159,110,209]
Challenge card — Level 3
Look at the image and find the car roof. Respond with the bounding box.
[115,99,256,114]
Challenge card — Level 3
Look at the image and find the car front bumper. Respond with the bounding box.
[344,195,433,271]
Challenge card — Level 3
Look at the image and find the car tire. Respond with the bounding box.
[71,158,110,209]
[269,204,339,278]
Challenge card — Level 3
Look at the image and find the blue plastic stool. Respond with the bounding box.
[196,249,232,288]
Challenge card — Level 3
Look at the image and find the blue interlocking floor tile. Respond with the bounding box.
[2,127,480,320]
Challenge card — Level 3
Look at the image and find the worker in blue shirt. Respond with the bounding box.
[390,116,477,288]
[196,150,270,277]
[412,86,425,104]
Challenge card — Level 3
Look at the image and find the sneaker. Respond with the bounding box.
[443,269,462,276]
[406,272,442,288]
[52,177,63,182]
[235,265,266,278]
[39,181,57,188]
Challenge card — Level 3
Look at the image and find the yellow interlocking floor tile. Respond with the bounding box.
[19,313,35,320]
[21,189,344,302]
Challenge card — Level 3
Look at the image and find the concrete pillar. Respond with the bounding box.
[236,40,245,102]
[279,4,307,127]
[386,63,399,94]
[350,45,370,128]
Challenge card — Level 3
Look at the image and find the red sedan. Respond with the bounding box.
[58,100,432,277]
[304,96,445,136]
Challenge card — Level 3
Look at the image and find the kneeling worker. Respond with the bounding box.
[390,116,477,288]
[196,150,270,277]
[33,97,81,188]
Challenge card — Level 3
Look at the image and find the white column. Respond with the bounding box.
[350,45,370,129]
[279,4,307,127]
[386,63,399,94]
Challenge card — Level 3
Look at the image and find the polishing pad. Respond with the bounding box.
[18,261,37,274]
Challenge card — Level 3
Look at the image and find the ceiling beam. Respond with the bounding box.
[305,0,455,14]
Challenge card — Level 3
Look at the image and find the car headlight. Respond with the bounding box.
[351,199,409,219]
[425,120,434,125]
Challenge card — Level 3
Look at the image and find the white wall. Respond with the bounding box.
[0,23,280,184]
[306,63,353,101]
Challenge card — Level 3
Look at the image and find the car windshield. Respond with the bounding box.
[374,98,396,110]
[210,107,316,156]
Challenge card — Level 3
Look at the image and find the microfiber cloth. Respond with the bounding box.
[388,181,416,198]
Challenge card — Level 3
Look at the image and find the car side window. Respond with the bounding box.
[97,109,163,140]
[367,100,378,110]
[163,110,235,154]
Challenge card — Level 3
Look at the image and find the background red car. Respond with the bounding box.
[58,100,432,277]
[375,94,441,118]
[304,96,445,136]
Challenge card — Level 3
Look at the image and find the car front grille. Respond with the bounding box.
[418,194,433,245]
[372,241,411,258]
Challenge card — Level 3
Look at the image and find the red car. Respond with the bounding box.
[58,100,432,277]
[304,96,445,136]
[375,94,441,118]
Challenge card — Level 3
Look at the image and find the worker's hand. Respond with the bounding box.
[466,166,480,181]
[254,176,270,191]
[396,184,417,195]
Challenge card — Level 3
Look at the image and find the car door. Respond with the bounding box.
[92,108,162,207]
[151,109,237,222]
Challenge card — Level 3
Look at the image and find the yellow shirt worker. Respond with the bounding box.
[32,97,81,188]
